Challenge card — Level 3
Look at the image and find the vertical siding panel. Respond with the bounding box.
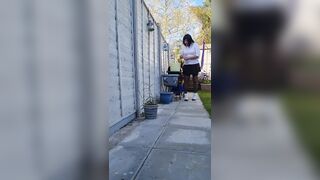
[108,0,170,130]
[118,0,135,117]
[108,0,121,125]
[154,26,160,99]
[150,18,155,98]
[137,0,144,110]
[143,7,149,100]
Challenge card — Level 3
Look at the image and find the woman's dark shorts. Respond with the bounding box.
[183,63,201,76]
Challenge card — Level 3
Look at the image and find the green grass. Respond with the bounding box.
[281,91,320,169]
[198,91,211,117]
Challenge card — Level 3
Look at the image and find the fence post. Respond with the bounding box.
[153,25,156,98]
[158,25,162,73]
[141,0,145,103]
[148,12,151,96]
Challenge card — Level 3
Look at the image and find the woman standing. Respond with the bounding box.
[180,34,201,101]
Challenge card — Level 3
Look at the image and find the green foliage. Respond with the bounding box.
[145,0,197,44]
[202,79,211,84]
[190,0,211,44]
[141,83,158,107]
[198,91,212,117]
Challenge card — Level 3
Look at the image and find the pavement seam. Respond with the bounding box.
[131,102,181,180]
[115,145,210,156]
[151,147,210,156]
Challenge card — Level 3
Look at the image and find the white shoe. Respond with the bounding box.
[184,93,189,101]
[192,93,197,101]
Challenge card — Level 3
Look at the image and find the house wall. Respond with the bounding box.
[0,0,168,179]
[107,0,169,134]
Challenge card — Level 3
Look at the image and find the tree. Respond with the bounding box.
[190,0,211,44]
[145,0,201,45]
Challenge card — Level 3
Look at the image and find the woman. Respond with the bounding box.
[180,34,201,101]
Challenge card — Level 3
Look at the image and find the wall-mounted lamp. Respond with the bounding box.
[147,20,155,31]
[163,43,169,51]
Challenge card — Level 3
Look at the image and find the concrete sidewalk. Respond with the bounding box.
[109,94,211,180]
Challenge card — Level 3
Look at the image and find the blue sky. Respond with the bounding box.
[190,0,204,6]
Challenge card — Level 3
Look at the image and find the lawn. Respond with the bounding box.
[281,90,320,169]
[198,91,211,117]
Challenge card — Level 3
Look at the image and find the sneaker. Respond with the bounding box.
[184,93,189,101]
[192,93,197,101]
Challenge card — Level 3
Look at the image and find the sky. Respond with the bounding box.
[190,0,204,6]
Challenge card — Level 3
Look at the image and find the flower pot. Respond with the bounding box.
[160,92,173,104]
[144,104,158,119]
[200,83,211,92]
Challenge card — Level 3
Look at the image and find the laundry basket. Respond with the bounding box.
[162,74,179,87]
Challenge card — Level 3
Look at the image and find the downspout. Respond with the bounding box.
[132,0,141,116]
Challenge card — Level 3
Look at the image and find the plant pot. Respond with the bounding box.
[144,104,158,119]
[160,92,173,104]
[200,83,211,92]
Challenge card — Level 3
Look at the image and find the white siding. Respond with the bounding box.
[154,27,161,99]
[107,0,122,125]
[117,0,135,117]
[143,6,150,101]
[137,0,144,109]
[108,0,169,128]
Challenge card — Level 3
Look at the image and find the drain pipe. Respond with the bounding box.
[132,0,141,117]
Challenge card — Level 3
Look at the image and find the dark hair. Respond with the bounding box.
[183,34,194,47]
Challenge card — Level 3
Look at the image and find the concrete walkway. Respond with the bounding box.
[109,94,211,180]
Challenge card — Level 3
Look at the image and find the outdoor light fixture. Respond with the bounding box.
[147,20,155,31]
[163,43,169,51]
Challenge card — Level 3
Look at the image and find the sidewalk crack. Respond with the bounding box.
[130,101,181,180]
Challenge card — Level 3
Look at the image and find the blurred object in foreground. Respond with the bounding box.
[213,0,320,98]
[0,0,108,180]
[281,90,320,173]
[212,94,319,180]
[212,0,320,179]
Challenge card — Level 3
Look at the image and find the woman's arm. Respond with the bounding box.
[184,55,199,61]
[184,43,200,61]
